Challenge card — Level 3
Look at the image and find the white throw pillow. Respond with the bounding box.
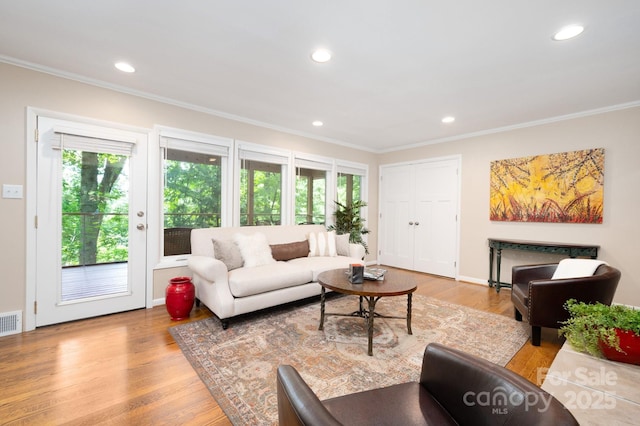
[335,233,350,256]
[551,258,607,279]
[233,232,276,268]
[308,231,337,257]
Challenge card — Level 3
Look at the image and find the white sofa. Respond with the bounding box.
[188,224,365,328]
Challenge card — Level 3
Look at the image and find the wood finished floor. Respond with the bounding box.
[0,269,562,425]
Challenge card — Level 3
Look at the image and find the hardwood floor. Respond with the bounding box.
[0,270,562,425]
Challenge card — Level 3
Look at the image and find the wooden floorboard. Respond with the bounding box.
[0,267,561,424]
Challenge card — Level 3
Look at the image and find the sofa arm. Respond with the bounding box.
[348,243,365,260]
[188,255,228,283]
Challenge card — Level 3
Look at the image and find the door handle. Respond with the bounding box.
[137,223,146,230]
[414,222,420,226]
[409,221,414,225]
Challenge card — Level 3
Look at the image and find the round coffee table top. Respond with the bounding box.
[318,268,417,297]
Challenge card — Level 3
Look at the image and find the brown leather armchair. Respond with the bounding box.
[511,263,621,346]
[277,343,578,426]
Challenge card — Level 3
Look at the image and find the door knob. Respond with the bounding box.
[409,221,414,225]
[415,222,420,226]
[137,223,146,230]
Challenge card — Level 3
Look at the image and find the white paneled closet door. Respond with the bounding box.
[379,157,459,278]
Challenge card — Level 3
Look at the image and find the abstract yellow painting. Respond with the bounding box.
[490,148,604,223]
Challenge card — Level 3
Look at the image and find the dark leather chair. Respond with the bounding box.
[511,262,621,346]
[276,343,578,426]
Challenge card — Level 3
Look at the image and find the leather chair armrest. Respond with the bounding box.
[276,365,342,426]
[512,263,558,285]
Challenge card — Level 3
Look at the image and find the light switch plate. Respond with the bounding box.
[2,184,23,199]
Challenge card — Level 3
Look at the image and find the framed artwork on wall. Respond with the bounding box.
[490,148,604,223]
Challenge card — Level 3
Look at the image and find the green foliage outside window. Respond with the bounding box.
[164,150,222,228]
[62,149,129,267]
[295,168,326,224]
[240,160,282,225]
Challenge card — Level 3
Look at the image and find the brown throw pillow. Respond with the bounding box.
[270,240,310,261]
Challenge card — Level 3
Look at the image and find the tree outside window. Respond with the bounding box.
[163,149,222,255]
[240,160,282,226]
[337,172,362,206]
[295,167,326,224]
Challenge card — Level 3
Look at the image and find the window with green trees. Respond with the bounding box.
[240,160,282,226]
[163,148,223,255]
[164,149,222,228]
[337,172,362,206]
[295,167,326,224]
[62,149,129,267]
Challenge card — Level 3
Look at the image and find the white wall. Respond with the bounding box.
[380,107,640,306]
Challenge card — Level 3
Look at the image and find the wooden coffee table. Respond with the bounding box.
[318,268,417,356]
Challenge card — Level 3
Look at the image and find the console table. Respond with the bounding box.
[488,238,599,292]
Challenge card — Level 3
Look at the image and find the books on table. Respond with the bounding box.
[364,268,387,280]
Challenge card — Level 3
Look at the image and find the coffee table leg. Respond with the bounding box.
[319,286,325,331]
[407,293,413,335]
[366,296,378,356]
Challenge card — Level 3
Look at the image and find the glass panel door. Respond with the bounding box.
[36,116,147,326]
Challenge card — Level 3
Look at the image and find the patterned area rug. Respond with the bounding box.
[169,294,529,425]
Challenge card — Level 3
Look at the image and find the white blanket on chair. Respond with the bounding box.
[551,258,607,279]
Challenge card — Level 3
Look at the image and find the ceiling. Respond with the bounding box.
[1,1,639,152]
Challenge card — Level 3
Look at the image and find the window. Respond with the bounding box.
[295,167,326,224]
[336,163,367,206]
[294,156,332,225]
[161,133,231,255]
[238,146,289,226]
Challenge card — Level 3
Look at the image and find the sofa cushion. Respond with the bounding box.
[234,232,276,268]
[212,238,243,271]
[271,240,310,261]
[228,263,313,297]
[308,231,337,257]
[288,255,356,282]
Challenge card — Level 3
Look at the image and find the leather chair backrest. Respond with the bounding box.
[420,343,578,426]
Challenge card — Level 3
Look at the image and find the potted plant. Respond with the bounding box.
[559,299,640,365]
[327,200,370,254]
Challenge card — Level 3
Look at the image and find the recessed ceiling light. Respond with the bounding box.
[115,62,135,73]
[311,49,331,63]
[312,120,324,127]
[442,116,455,124]
[553,24,584,41]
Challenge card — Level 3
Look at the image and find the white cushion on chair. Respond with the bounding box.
[551,259,607,279]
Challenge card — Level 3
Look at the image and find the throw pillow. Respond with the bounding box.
[270,240,310,261]
[551,259,607,279]
[335,233,350,256]
[308,231,337,257]
[212,238,243,271]
[234,232,276,267]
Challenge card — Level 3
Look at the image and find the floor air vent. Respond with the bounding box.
[0,311,22,337]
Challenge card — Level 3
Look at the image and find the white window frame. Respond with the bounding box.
[332,159,369,228]
[152,126,233,262]
[235,141,291,226]
[293,153,334,225]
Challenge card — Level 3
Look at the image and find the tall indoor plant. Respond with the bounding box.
[559,299,640,365]
[327,200,370,254]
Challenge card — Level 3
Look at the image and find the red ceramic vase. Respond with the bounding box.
[599,328,640,366]
[165,276,195,321]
